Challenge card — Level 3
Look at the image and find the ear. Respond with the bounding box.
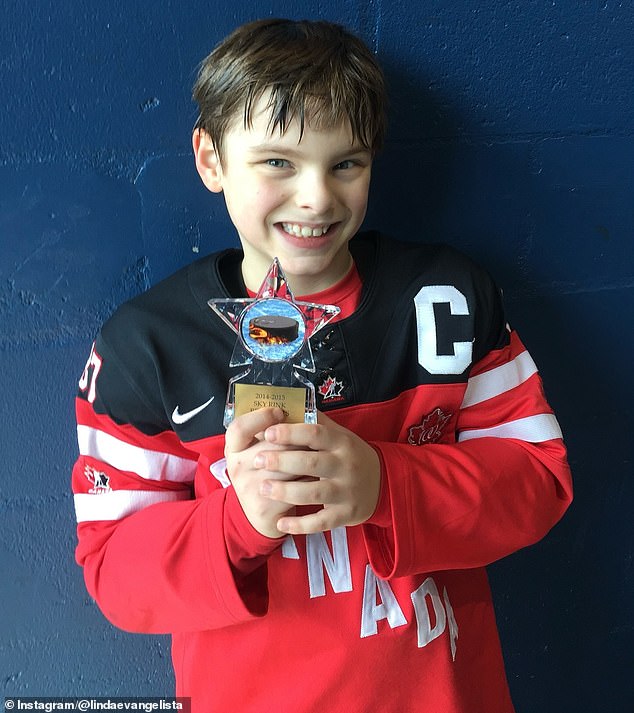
[192,129,224,193]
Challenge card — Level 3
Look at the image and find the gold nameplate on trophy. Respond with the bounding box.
[234,383,306,423]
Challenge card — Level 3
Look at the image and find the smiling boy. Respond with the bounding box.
[193,100,373,295]
[73,18,572,712]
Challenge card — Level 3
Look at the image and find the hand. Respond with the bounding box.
[254,411,381,535]
[224,408,298,539]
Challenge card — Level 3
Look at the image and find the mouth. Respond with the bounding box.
[280,222,333,238]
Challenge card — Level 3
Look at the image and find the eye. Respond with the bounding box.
[265,158,291,168]
[333,159,356,171]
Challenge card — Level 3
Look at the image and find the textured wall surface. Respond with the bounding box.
[1,1,632,710]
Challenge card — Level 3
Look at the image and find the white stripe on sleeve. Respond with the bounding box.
[77,425,196,483]
[458,413,563,444]
[461,351,538,409]
[74,489,191,523]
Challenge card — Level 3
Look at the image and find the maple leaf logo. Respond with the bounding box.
[408,408,453,446]
[84,464,111,493]
[317,375,345,401]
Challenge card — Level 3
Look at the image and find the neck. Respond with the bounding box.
[242,253,354,298]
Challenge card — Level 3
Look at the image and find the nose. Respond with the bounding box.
[294,169,334,215]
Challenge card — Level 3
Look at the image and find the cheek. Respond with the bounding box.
[226,185,287,233]
[252,185,288,215]
[346,172,371,202]
[348,183,370,216]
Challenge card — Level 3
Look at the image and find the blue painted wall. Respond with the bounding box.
[1,1,632,709]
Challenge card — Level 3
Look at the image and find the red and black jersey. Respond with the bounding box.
[73,232,572,713]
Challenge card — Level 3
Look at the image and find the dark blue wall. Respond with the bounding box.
[1,2,632,710]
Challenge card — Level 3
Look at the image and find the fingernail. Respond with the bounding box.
[265,426,278,442]
[254,454,265,468]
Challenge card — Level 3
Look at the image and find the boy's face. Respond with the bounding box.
[194,98,373,295]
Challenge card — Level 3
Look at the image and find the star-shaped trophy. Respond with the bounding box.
[208,258,340,427]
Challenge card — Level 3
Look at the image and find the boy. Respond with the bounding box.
[73,18,572,712]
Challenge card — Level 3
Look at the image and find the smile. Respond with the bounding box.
[281,222,331,237]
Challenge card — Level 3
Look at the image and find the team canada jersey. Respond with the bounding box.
[72,232,572,713]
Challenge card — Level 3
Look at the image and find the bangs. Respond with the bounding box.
[244,86,374,150]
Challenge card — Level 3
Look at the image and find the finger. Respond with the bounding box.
[262,476,335,507]
[264,420,338,451]
[254,448,336,479]
[277,506,345,535]
[225,407,285,453]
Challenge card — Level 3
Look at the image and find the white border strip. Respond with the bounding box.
[77,425,196,483]
[461,351,538,409]
[74,489,191,523]
[458,413,562,443]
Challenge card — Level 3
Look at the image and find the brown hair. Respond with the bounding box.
[192,18,387,163]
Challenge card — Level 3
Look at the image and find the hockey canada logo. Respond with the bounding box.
[84,464,111,494]
[408,408,453,446]
[317,374,346,403]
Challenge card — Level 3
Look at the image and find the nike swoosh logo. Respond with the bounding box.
[171,396,215,425]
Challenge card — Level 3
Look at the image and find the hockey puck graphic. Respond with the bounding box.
[240,298,306,362]
[248,315,299,344]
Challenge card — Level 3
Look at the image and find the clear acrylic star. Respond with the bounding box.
[208,257,340,372]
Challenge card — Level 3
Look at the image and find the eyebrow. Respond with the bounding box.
[247,144,302,157]
[246,143,371,159]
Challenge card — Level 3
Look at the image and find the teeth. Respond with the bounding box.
[282,223,330,237]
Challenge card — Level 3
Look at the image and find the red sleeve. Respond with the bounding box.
[73,348,281,634]
[362,330,573,579]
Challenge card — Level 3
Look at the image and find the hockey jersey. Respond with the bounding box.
[72,232,572,712]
